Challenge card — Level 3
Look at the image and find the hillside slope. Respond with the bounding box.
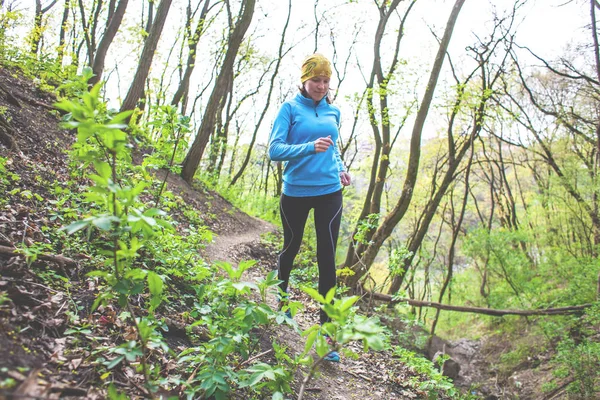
[0,67,445,399]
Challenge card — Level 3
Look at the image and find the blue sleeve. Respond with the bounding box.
[268,103,315,161]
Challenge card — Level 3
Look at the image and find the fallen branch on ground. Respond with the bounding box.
[365,290,593,316]
[0,245,77,268]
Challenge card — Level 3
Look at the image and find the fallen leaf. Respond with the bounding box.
[69,358,82,370]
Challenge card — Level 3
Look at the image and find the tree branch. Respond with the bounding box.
[0,245,77,268]
[366,289,592,316]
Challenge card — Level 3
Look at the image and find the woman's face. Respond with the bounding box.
[303,76,330,102]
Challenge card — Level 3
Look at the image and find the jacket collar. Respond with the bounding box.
[295,92,327,107]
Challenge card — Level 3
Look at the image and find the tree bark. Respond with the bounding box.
[121,0,173,112]
[181,0,256,183]
[229,0,292,187]
[344,0,467,289]
[89,0,129,85]
[31,0,59,55]
[0,245,77,268]
[57,0,70,66]
[171,0,212,110]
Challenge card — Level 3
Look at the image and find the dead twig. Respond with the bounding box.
[1,277,61,294]
[236,349,273,370]
[0,245,77,268]
[297,347,340,400]
[346,370,372,382]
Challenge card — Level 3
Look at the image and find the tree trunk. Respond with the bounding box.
[344,0,467,289]
[366,289,592,317]
[181,0,256,183]
[428,143,473,348]
[77,0,94,65]
[229,0,292,187]
[89,0,129,85]
[88,0,104,65]
[31,0,59,55]
[120,0,173,112]
[590,0,600,297]
[31,0,42,54]
[171,0,211,110]
[387,32,507,294]
[343,0,414,268]
[57,0,70,66]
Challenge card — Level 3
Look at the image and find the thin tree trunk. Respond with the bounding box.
[121,0,173,112]
[229,0,292,187]
[344,0,415,268]
[345,0,467,289]
[77,0,94,65]
[88,0,104,65]
[31,0,59,55]
[590,0,600,297]
[89,0,129,85]
[171,0,212,110]
[428,142,473,348]
[181,0,256,183]
[57,0,70,66]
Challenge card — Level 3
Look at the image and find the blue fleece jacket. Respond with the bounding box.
[268,93,346,197]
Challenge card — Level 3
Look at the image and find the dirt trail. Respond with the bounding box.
[203,223,276,265]
[199,210,426,400]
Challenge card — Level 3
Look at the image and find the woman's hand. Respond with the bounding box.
[314,136,334,153]
[340,171,351,186]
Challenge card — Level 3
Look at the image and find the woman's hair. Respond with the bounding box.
[299,85,333,104]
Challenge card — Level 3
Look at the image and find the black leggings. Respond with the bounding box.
[278,190,343,324]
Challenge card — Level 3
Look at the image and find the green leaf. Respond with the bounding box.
[109,110,134,125]
[107,384,128,400]
[89,82,103,103]
[131,281,144,295]
[137,319,153,342]
[303,328,319,355]
[147,271,164,297]
[215,261,235,279]
[149,296,162,311]
[325,286,336,304]
[114,279,131,294]
[106,355,125,369]
[232,282,258,292]
[92,215,119,231]
[81,66,94,81]
[61,219,91,234]
[314,333,332,358]
[94,161,112,180]
[54,99,74,113]
[237,259,257,275]
[302,286,326,304]
[339,296,359,312]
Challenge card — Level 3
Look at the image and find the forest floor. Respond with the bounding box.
[150,169,437,400]
[0,66,567,399]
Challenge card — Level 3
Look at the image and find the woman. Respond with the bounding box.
[268,53,351,362]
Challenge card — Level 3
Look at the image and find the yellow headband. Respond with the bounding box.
[301,53,332,83]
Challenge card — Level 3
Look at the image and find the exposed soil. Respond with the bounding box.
[0,66,572,400]
[0,66,430,400]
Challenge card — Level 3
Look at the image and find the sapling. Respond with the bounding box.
[56,70,171,396]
